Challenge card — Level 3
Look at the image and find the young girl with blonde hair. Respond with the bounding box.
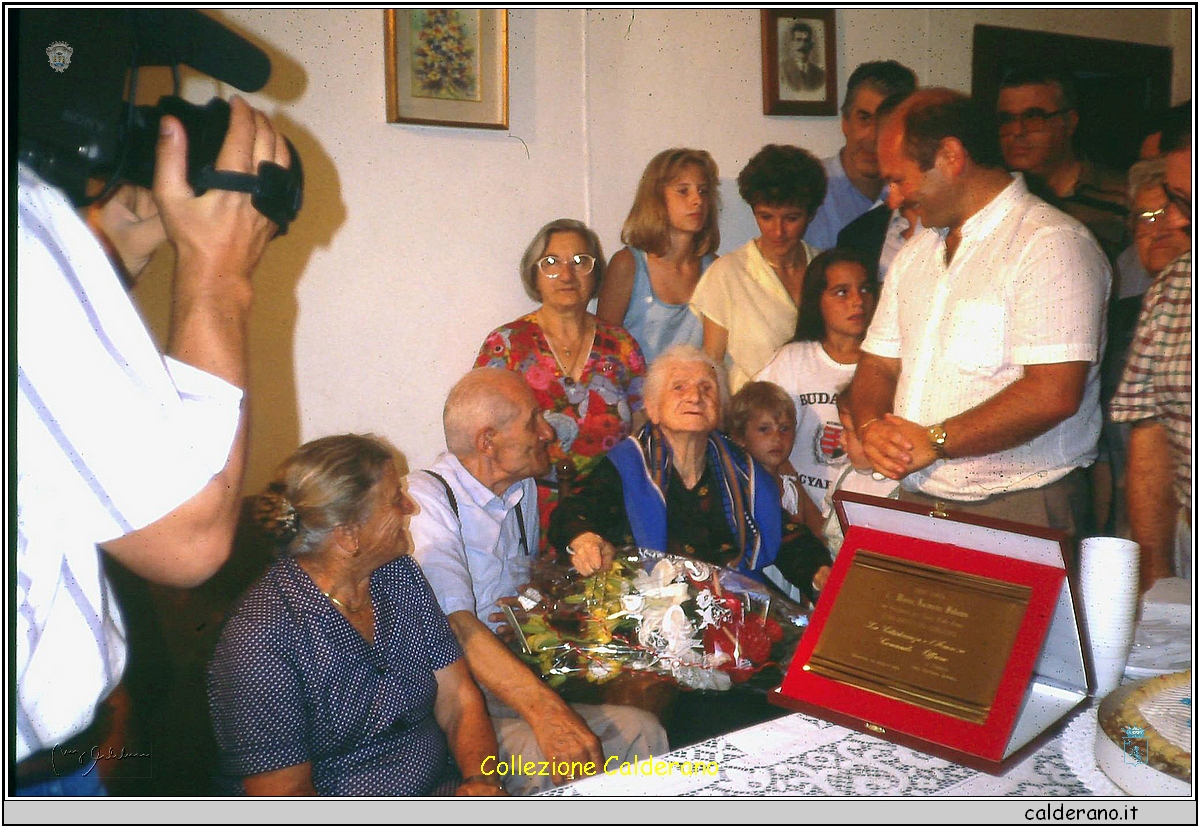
[597,148,721,364]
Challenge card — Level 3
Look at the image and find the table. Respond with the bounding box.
[543,706,1100,797]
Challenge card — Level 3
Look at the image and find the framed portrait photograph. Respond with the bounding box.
[761,9,837,116]
[385,9,509,129]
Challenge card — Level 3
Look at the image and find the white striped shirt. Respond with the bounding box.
[16,166,243,760]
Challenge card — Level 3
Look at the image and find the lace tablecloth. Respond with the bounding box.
[543,708,1100,797]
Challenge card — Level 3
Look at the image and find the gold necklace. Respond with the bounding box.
[323,591,369,613]
[540,314,592,377]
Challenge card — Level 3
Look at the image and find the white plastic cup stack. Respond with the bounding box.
[1078,536,1141,696]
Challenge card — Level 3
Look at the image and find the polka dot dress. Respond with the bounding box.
[207,555,463,795]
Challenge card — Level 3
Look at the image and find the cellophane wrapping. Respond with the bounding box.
[505,547,812,694]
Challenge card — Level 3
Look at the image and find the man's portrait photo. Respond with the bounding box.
[779,17,826,100]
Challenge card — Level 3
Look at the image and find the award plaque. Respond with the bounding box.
[806,551,1031,724]
[771,492,1090,774]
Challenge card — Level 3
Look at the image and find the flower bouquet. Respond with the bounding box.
[504,547,812,695]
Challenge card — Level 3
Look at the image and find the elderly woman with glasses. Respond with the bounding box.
[549,345,831,605]
[207,435,504,796]
[476,219,647,546]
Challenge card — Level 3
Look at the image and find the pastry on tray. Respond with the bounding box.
[1096,670,1192,795]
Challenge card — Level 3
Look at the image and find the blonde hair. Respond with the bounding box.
[255,434,395,557]
[621,148,721,257]
[728,381,797,440]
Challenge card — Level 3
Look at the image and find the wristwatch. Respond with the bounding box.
[927,422,948,460]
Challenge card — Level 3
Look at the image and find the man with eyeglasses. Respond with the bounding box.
[996,66,1130,263]
[1110,101,1192,589]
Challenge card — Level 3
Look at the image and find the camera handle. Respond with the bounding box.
[193,151,302,236]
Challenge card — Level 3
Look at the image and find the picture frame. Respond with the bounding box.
[385,9,509,129]
[761,9,838,116]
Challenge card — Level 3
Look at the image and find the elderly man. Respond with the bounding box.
[1110,101,1192,588]
[996,66,1129,263]
[408,368,667,795]
[1096,158,1192,535]
[847,88,1110,542]
[804,60,917,249]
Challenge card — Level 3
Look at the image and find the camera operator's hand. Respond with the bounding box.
[87,184,165,283]
[153,95,290,389]
[100,95,292,587]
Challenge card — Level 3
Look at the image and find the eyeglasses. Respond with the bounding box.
[996,107,1069,135]
[537,254,596,278]
[1133,207,1167,234]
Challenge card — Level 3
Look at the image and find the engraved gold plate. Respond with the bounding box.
[807,550,1031,724]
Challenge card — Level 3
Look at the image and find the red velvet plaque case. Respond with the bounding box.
[770,492,1090,774]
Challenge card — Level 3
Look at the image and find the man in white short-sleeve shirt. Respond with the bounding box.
[16,96,288,795]
[408,368,667,795]
[847,88,1110,539]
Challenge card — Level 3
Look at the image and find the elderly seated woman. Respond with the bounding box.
[207,435,504,796]
[548,344,831,603]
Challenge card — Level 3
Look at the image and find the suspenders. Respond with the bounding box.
[424,470,530,556]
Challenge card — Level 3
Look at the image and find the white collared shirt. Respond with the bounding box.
[862,174,1111,501]
[16,165,244,760]
[407,453,537,631]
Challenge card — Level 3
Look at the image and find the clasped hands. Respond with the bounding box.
[859,414,939,480]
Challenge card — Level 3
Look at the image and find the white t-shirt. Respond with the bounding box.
[755,340,856,513]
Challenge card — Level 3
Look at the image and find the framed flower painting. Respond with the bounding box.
[385,9,509,129]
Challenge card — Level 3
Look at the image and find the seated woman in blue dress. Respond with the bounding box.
[207,435,505,796]
[548,344,831,604]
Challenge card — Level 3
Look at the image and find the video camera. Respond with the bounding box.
[16,9,302,234]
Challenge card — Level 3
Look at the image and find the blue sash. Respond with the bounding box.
[606,424,781,579]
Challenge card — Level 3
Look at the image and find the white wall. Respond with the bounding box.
[133,8,1191,492]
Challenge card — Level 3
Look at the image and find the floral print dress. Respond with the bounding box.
[475,314,646,546]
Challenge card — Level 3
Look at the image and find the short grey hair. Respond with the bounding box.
[518,218,606,302]
[443,367,524,456]
[1127,157,1167,204]
[643,344,731,429]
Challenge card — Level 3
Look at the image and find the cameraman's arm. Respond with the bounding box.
[101,98,287,588]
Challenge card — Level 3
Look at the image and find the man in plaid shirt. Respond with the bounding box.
[1110,101,1192,589]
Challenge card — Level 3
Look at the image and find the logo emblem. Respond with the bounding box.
[1121,725,1148,766]
[46,41,73,72]
[813,420,846,465]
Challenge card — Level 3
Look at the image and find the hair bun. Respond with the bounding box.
[255,482,299,545]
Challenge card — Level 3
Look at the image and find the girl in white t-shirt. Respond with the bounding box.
[755,248,878,519]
